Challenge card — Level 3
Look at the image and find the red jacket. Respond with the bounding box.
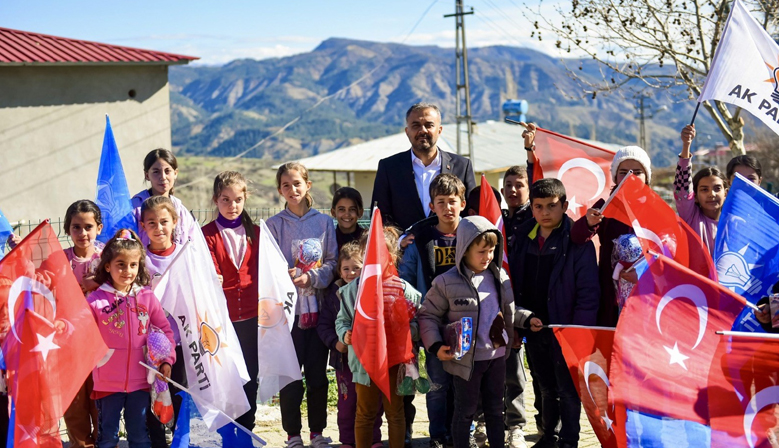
[202,221,260,322]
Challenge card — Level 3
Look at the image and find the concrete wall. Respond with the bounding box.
[0,64,173,222]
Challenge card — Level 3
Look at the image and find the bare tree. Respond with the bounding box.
[527,0,779,155]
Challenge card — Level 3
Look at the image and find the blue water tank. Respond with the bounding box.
[503,99,529,122]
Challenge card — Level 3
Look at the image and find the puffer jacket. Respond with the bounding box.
[88,283,176,394]
[419,216,532,381]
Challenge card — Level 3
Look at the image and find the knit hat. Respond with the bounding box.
[610,146,652,185]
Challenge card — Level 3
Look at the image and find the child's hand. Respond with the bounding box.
[521,122,537,148]
[400,234,415,249]
[157,363,172,381]
[344,330,352,345]
[437,345,456,361]
[755,303,771,324]
[619,268,639,284]
[292,272,311,288]
[217,275,223,285]
[529,317,543,332]
[81,278,99,294]
[336,341,348,353]
[7,234,21,249]
[681,124,696,156]
[585,208,603,228]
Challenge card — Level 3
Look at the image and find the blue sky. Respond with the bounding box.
[1,0,563,65]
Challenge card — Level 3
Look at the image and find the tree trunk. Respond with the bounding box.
[727,115,746,156]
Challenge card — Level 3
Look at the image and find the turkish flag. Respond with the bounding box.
[601,174,717,280]
[0,221,108,447]
[610,254,746,425]
[478,175,511,277]
[553,326,625,448]
[533,127,616,219]
[707,333,779,447]
[352,209,392,401]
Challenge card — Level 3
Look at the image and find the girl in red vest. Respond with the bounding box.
[201,171,260,445]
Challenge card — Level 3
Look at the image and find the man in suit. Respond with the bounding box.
[371,102,477,232]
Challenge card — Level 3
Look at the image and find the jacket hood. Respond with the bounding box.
[132,189,151,203]
[276,207,321,223]
[454,216,503,277]
[98,282,142,296]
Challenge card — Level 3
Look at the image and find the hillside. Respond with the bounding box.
[169,38,721,168]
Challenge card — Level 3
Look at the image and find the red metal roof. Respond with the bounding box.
[0,27,198,65]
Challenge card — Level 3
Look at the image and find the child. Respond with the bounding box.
[420,216,541,448]
[727,154,762,186]
[336,227,422,448]
[139,196,189,448]
[509,179,600,448]
[62,200,103,448]
[267,162,337,448]
[317,242,383,448]
[675,125,729,257]
[571,145,651,326]
[399,173,465,448]
[754,281,779,333]
[132,148,198,246]
[87,229,176,448]
[332,187,366,249]
[201,171,260,443]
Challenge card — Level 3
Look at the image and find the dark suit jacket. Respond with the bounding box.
[371,148,476,231]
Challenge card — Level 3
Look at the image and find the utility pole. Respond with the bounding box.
[445,1,474,160]
[635,94,667,154]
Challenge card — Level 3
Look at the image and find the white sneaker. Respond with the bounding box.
[473,422,488,448]
[286,436,305,448]
[506,427,528,448]
[310,434,333,448]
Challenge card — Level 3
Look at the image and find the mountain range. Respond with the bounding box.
[169,38,720,168]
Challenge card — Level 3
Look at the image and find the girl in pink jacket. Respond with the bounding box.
[87,229,175,448]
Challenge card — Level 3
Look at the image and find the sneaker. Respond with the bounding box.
[530,438,558,448]
[429,439,445,448]
[286,436,305,448]
[473,423,487,448]
[371,443,384,448]
[506,427,528,448]
[310,434,333,448]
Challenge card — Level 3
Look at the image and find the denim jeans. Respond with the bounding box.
[525,329,581,446]
[96,390,151,448]
[452,357,506,448]
[425,351,454,441]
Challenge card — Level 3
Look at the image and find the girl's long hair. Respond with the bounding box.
[276,162,314,208]
[94,229,151,287]
[213,171,255,243]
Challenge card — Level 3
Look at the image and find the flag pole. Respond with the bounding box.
[139,362,267,446]
[504,118,529,129]
[546,324,616,331]
[690,102,701,126]
[598,171,633,214]
[716,330,779,340]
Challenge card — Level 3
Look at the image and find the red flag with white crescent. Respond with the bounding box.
[533,128,616,219]
[352,209,392,400]
[478,175,511,277]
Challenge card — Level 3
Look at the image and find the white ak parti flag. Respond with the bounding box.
[154,233,251,431]
[699,0,779,136]
[257,219,301,403]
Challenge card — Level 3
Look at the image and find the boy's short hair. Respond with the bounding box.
[429,173,466,203]
[337,241,363,273]
[529,178,567,204]
[470,231,499,250]
[503,165,528,182]
[465,186,501,215]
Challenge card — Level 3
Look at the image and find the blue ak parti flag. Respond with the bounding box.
[95,115,136,243]
[714,173,779,332]
[625,409,711,447]
[171,392,192,448]
[0,208,12,258]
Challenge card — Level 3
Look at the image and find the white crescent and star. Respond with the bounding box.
[744,385,779,448]
[556,158,608,214]
[583,360,614,431]
[632,219,673,257]
[31,331,60,362]
[7,276,57,343]
[355,264,381,321]
[655,284,709,369]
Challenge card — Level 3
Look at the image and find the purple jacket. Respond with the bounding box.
[317,280,347,371]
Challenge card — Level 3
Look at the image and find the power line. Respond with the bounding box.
[177,0,440,190]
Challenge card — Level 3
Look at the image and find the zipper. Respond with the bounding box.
[462,271,481,381]
[123,293,132,393]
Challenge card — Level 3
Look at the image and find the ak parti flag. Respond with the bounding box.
[478,175,510,276]
[553,326,625,448]
[601,174,717,280]
[708,332,779,447]
[95,115,136,243]
[532,127,616,219]
[352,208,392,400]
[610,254,746,425]
[0,221,108,447]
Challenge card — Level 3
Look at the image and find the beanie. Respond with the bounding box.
[610,146,652,185]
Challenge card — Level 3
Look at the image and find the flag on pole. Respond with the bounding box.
[256,219,301,403]
[532,128,616,219]
[611,254,747,425]
[715,173,779,333]
[153,233,251,431]
[553,326,624,448]
[95,115,136,243]
[478,175,511,276]
[698,0,779,136]
[0,208,11,259]
[0,221,108,447]
[352,208,392,400]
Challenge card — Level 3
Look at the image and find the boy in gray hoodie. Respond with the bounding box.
[419,216,542,448]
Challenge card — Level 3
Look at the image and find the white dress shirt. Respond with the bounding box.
[411,149,442,213]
